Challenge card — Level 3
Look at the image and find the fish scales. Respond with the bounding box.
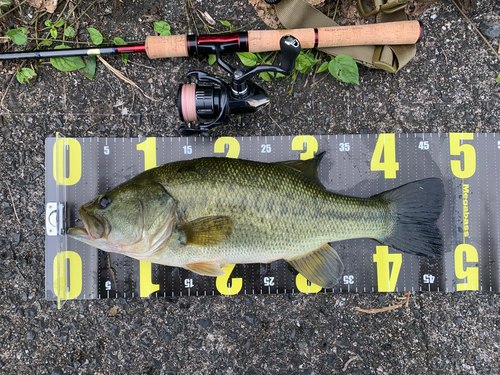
[144,157,388,265]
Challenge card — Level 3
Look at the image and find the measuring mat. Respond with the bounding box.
[44,133,499,307]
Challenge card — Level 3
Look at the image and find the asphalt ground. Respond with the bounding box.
[1,0,500,374]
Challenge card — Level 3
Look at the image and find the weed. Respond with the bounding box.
[235,49,360,89]
[154,21,171,36]
[16,67,36,84]
[6,27,27,45]
[219,20,237,32]
[1,0,135,83]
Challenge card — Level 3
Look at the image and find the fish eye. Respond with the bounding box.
[98,196,111,209]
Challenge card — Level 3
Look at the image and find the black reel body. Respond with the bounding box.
[177,35,301,136]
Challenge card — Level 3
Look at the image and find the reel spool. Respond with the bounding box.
[177,35,301,136]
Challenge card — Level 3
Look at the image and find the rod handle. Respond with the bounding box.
[248,21,422,53]
[145,34,188,59]
[144,21,422,59]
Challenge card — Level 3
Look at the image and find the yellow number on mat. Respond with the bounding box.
[373,246,402,292]
[291,135,318,160]
[449,133,476,179]
[216,264,243,295]
[296,273,322,293]
[455,244,478,291]
[292,135,320,289]
[137,138,160,297]
[214,137,240,158]
[214,138,242,294]
[53,251,82,300]
[136,137,157,171]
[371,134,399,179]
[53,137,82,186]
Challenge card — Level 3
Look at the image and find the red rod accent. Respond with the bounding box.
[116,45,146,54]
[197,33,240,44]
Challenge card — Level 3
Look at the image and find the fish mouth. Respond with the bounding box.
[68,207,107,240]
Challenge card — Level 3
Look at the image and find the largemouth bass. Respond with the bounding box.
[68,153,445,288]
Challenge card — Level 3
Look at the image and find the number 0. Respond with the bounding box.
[53,137,82,186]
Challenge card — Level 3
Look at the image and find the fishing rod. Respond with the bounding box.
[0,21,422,60]
[1,21,423,135]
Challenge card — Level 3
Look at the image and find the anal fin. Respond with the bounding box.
[185,261,226,277]
[288,244,344,289]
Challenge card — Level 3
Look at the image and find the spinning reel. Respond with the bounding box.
[177,35,301,136]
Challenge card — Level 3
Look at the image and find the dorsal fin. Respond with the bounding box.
[275,151,326,182]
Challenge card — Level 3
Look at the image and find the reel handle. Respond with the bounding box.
[279,35,301,75]
[232,35,301,87]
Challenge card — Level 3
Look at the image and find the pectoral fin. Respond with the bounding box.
[178,216,233,246]
[185,261,226,277]
[288,244,344,288]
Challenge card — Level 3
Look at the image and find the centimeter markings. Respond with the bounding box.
[44,133,497,302]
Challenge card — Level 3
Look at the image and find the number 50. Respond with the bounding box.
[449,133,475,179]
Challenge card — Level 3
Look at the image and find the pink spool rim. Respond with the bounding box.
[180,84,197,122]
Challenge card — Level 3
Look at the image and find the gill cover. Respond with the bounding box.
[68,181,177,257]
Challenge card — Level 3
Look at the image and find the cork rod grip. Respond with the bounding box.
[145,34,188,59]
[248,21,422,53]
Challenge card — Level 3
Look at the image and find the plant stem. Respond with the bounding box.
[0,0,28,20]
[450,0,500,61]
[68,0,97,27]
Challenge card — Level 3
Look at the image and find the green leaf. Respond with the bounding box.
[6,28,27,45]
[64,26,75,38]
[113,37,129,64]
[16,67,37,84]
[328,54,359,85]
[153,21,171,36]
[255,52,269,62]
[41,38,53,46]
[294,54,310,73]
[113,38,128,65]
[50,27,57,39]
[16,70,24,84]
[276,72,285,78]
[50,45,86,72]
[208,54,216,66]
[295,51,320,74]
[113,37,127,46]
[54,19,64,28]
[219,20,231,27]
[236,52,257,67]
[497,73,500,83]
[317,61,328,73]
[259,72,271,82]
[88,27,103,45]
[81,55,97,80]
[44,20,52,27]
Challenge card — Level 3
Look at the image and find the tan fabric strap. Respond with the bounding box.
[274,0,416,72]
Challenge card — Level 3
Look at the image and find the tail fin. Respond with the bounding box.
[375,178,445,258]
